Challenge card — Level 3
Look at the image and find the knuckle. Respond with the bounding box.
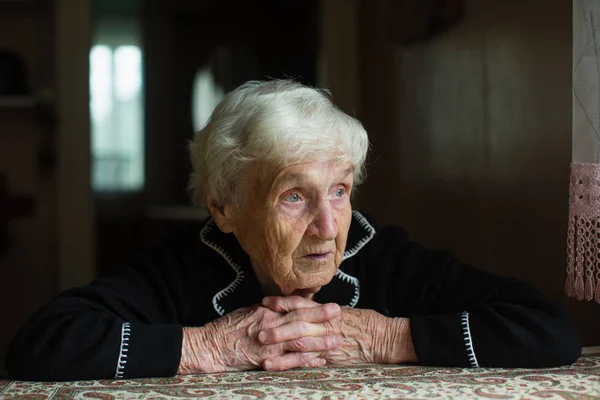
[322,336,334,349]
[246,321,260,337]
[323,303,341,318]
[292,309,308,323]
[271,297,285,311]
[270,329,282,342]
[291,338,308,352]
[259,312,280,330]
[325,335,339,349]
[299,321,311,334]
[254,307,267,318]
[299,352,314,363]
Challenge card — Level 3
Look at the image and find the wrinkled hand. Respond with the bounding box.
[178,302,341,374]
[260,296,415,369]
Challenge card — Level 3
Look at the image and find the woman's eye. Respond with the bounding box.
[334,188,345,198]
[284,193,301,203]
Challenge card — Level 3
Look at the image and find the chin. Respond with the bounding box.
[290,287,322,299]
[278,264,337,296]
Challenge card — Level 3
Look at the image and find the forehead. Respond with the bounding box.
[270,160,354,187]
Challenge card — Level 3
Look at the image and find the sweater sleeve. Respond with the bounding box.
[6,235,193,381]
[366,225,581,368]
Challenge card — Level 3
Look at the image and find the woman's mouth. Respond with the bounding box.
[304,252,331,261]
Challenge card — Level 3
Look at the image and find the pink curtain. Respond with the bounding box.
[567,0,600,303]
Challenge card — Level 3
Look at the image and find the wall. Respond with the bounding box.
[0,0,93,356]
[0,1,58,357]
[355,0,600,345]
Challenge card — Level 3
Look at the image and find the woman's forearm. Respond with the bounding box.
[380,317,418,364]
[178,325,222,374]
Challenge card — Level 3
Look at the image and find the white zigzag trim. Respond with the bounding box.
[338,210,376,308]
[200,220,245,316]
[114,322,131,379]
[460,312,480,368]
[334,269,360,307]
[343,210,376,260]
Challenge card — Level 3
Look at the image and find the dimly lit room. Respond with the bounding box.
[1,0,599,397]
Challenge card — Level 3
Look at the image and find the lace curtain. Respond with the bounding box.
[568,0,600,303]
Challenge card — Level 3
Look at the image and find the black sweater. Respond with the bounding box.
[6,211,581,381]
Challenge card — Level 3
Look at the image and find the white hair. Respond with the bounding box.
[189,79,370,207]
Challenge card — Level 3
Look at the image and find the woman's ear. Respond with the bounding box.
[206,194,235,233]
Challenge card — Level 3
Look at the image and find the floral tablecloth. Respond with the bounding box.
[1,351,599,399]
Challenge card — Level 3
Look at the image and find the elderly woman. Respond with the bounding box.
[7,80,580,381]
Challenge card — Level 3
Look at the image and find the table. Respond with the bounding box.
[1,348,599,399]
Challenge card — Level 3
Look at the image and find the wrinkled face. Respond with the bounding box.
[220,159,354,297]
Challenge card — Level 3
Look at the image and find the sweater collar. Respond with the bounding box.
[200,210,376,316]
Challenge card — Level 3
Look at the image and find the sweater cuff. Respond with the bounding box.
[115,322,183,379]
[410,312,477,367]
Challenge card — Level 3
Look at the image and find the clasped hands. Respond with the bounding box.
[178,296,416,374]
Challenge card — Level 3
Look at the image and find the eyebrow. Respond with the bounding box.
[276,167,355,186]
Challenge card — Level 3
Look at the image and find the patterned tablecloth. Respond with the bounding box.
[1,351,599,399]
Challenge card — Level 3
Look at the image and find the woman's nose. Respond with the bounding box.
[306,204,338,240]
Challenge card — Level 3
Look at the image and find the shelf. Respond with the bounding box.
[0,96,37,108]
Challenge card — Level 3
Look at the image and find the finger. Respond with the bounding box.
[264,351,321,371]
[281,303,341,325]
[259,320,326,344]
[262,296,320,312]
[283,335,342,353]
